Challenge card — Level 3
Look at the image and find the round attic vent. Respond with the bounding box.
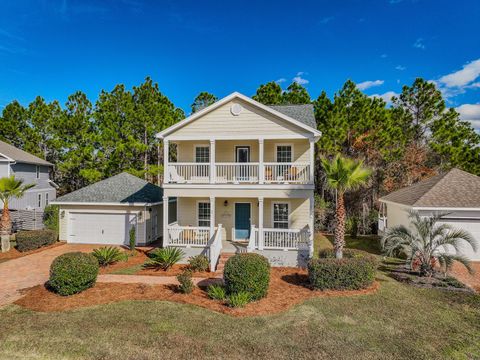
[230,103,242,116]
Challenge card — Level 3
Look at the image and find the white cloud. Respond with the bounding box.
[456,103,480,131]
[357,80,384,90]
[438,59,480,88]
[413,38,425,49]
[395,65,406,71]
[275,78,286,84]
[293,76,309,85]
[369,91,399,104]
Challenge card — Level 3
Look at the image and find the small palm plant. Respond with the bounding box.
[92,246,127,267]
[321,155,371,258]
[381,211,478,277]
[0,176,35,235]
[145,247,185,271]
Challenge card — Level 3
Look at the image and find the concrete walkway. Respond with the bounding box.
[98,274,222,286]
[0,243,99,307]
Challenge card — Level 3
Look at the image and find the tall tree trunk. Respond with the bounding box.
[334,191,346,259]
[0,201,11,236]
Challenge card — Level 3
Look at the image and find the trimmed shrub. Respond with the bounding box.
[43,205,59,232]
[92,246,127,267]
[145,247,184,271]
[188,255,209,272]
[227,292,251,308]
[308,250,378,291]
[177,270,194,294]
[207,284,226,300]
[129,226,136,250]
[49,252,99,296]
[223,253,270,301]
[16,229,57,252]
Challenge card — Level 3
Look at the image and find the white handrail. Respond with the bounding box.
[247,225,256,252]
[262,228,310,250]
[167,225,211,247]
[208,224,223,272]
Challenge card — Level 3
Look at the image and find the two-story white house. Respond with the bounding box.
[157,92,321,268]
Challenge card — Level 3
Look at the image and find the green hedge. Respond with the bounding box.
[16,229,57,252]
[49,252,99,296]
[223,253,270,301]
[308,250,378,290]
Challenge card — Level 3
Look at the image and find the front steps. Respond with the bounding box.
[215,252,235,274]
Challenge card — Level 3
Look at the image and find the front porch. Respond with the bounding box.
[162,196,314,270]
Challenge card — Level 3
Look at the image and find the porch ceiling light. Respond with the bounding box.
[224,200,228,207]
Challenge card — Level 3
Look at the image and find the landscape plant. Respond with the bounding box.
[226,292,251,308]
[92,246,127,267]
[206,284,226,300]
[129,226,136,251]
[145,247,184,271]
[0,176,34,235]
[15,229,57,252]
[188,254,209,272]
[177,270,194,294]
[381,211,478,276]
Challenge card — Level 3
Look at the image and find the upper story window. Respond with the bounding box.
[273,203,289,229]
[195,146,210,163]
[36,165,40,179]
[276,145,292,163]
[197,202,210,227]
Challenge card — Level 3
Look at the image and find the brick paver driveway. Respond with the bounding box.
[0,244,99,307]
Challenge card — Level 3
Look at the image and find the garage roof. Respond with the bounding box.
[54,172,163,205]
[379,168,480,208]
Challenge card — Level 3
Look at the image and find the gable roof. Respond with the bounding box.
[53,172,163,205]
[269,104,316,129]
[380,168,480,208]
[156,92,321,139]
[0,140,53,166]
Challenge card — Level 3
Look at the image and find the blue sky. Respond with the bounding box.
[0,0,479,129]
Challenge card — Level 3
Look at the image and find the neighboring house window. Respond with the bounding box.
[45,193,49,206]
[195,146,210,163]
[273,203,289,229]
[276,145,292,163]
[36,165,40,179]
[152,209,158,238]
[197,202,210,227]
[38,193,42,208]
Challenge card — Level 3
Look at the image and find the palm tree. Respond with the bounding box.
[0,176,35,236]
[321,155,371,259]
[381,211,478,277]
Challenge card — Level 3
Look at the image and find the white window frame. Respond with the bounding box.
[36,165,40,179]
[193,144,210,163]
[271,201,290,229]
[274,143,294,163]
[38,193,42,208]
[196,200,211,227]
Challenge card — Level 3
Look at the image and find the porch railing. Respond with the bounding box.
[215,163,259,183]
[167,163,210,183]
[207,224,223,272]
[253,227,310,250]
[264,163,310,184]
[167,225,211,247]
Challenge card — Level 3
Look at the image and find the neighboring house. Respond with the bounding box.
[157,92,321,268]
[0,140,57,230]
[52,172,176,246]
[379,168,480,261]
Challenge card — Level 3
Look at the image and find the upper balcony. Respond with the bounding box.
[164,138,314,186]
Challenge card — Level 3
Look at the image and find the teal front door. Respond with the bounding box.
[235,203,251,240]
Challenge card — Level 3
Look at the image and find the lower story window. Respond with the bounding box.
[273,203,289,229]
[45,193,49,206]
[198,202,210,227]
[38,194,42,208]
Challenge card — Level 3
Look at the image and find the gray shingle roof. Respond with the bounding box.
[269,104,317,129]
[55,172,163,204]
[380,168,480,208]
[0,140,52,166]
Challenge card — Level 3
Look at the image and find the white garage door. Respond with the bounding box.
[439,219,480,261]
[68,212,137,245]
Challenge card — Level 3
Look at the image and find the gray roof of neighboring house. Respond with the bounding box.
[0,140,53,166]
[380,168,480,208]
[54,172,163,204]
[269,104,317,129]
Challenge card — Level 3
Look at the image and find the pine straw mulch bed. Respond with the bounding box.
[15,267,379,317]
[0,241,65,262]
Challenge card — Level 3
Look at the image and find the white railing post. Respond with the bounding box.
[163,139,169,184]
[309,194,315,258]
[210,196,215,239]
[247,225,256,251]
[258,197,264,250]
[259,138,264,184]
[309,138,315,184]
[210,139,216,184]
[163,195,169,247]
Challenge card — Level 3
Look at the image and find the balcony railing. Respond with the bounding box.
[167,225,211,247]
[252,227,310,250]
[166,162,311,185]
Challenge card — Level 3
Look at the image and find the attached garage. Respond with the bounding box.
[379,168,480,261]
[52,172,176,246]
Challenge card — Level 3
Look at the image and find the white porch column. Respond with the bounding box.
[162,195,169,247]
[309,138,315,184]
[258,197,264,250]
[210,139,216,184]
[309,193,315,258]
[259,138,264,184]
[163,139,169,184]
[210,196,215,238]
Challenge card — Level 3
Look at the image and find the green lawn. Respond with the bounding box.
[0,234,479,359]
